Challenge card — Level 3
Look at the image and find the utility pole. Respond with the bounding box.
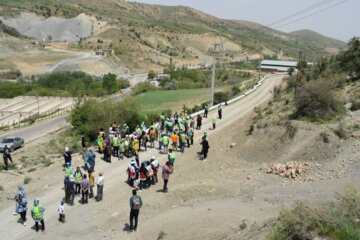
[258,45,262,81]
[211,57,216,106]
[294,50,303,97]
[209,38,224,106]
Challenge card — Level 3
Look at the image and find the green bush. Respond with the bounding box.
[294,79,345,121]
[0,82,26,98]
[268,186,360,240]
[70,97,143,140]
[214,91,230,105]
[132,82,157,95]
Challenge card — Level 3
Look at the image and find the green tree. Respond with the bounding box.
[102,73,117,94]
[148,70,156,80]
[340,37,360,80]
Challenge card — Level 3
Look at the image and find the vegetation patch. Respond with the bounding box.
[268,186,360,240]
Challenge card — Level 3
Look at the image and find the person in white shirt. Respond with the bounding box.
[96,172,104,201]
[58,199,65,223]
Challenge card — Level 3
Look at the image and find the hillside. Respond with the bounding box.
[289,29,346,53]
[0,0,347,72]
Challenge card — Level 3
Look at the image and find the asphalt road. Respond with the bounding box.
[0,115,68,143]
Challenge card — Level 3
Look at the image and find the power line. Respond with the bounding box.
[274,0,349,29]
[266,0,335,28]
[243,0,341,37]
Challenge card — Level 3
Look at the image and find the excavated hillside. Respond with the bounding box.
[0,0,346,72]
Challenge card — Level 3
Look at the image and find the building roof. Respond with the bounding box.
[260,66,290,72]
[261,60,298,67]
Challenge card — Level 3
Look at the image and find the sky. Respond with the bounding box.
[131,0,359,42]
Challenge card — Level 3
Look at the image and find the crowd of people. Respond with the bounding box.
[9,105,223,233]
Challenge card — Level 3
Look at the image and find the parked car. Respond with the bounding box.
[0,137,25,152]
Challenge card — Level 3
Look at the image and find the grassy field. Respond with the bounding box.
[136,88,212,113]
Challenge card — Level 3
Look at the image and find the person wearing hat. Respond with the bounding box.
[96,172,104,201]
[65,175,75,205]
[15,186,27,226]
[63,147,72,166]
[31,198,45,232]
[58,199,65,223]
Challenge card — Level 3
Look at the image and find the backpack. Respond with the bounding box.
[133,196,141,209]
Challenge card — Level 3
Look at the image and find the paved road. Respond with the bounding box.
[0,115,68,143]
[0,73,148,143]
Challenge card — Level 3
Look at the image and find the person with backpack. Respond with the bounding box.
[31,198,45,233]
[3,145,13,171]
[129,189,142,232]
[162,161,174,193]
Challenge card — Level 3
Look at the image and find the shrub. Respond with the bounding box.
[0,185,3,191]
[334,122,349,139]
[294,79,345,121]
[132,82,156,95]
[284,121,298,140]
[214,91,230,105]
[70,97,142,140]
[268,186,360,240]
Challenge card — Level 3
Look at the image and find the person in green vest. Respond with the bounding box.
[212,116,217,130]
[31,198,45,233]
[64,162,73,178]
[163,134,169,154]
[112,134,120,158]
[168,149,176,166]
[119,139,125,159]
[180,131,187,153]
[73,166,83,195]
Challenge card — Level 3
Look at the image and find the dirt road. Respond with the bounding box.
[2,74,358,240]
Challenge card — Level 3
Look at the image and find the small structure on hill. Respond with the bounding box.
[259,60,298,72]
[95,49,113,56]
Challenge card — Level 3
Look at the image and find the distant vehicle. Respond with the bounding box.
[0,137,24,152]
